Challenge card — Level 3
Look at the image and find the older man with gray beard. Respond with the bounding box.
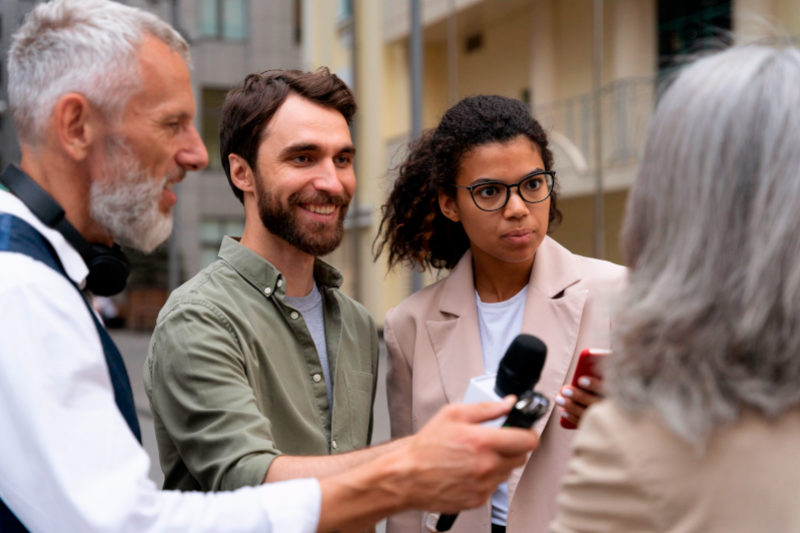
[0,1,539,533]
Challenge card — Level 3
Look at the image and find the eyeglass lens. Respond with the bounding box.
[471,173,553,211]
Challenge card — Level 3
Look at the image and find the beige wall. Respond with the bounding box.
[776,0,800,33]
[735,0,800,40]
[456,7,532,102]
[552,191,629,266]
[302,0,352,75]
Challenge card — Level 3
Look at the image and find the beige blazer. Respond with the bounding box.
[551,401,800,533]
[384,236,627,533]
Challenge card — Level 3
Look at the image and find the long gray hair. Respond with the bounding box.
[610,45,800,444]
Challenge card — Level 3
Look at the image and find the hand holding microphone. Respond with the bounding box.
[436,334,550,532]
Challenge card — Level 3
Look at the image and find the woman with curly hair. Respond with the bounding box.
[375,95,626,533]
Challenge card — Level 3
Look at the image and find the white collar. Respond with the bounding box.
[0,189,90,287]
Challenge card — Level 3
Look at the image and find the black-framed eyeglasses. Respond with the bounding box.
[453,170,555,212]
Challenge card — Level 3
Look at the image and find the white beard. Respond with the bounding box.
[90,136,176,254]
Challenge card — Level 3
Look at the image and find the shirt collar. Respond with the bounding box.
[0,189,90,287]
[218,236,343,297]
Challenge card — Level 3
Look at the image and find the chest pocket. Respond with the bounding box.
[343,370,373,447]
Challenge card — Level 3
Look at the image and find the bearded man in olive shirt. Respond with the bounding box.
[144,69,381,492]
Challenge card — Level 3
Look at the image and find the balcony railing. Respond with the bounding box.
[534,76,656,173]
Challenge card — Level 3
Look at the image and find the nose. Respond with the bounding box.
[176,125,209,172]
[313,158,347,197]
[503,187,529,219]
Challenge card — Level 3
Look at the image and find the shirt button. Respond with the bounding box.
[277,279,283,288]
[290,311,299,320]
[313,374,322,383]
[264,287,272,296]
[332,440,338,450]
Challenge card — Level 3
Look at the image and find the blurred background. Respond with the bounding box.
[0,0,798,501]
[1,0,798,329]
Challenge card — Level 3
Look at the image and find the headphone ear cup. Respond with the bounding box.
[85,244,131,297]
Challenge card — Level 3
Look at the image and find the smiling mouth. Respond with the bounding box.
[301,203,337,215]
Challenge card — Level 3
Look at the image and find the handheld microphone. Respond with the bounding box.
[435,335,549,532]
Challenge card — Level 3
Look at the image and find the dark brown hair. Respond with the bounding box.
[220,68,357,203]
[374,95,561,271]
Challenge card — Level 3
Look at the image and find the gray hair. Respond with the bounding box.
[9,0,190,145]
[610,45,800,444]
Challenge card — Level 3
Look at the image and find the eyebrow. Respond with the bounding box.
[469,167,545,186]
[279,142,357,159]
[161,111,192,123]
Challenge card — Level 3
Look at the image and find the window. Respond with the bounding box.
[338,0,353,22]
[200,218,245,268]
[657,0,731,73]
[198,0,248,40]
[202,88,229,170]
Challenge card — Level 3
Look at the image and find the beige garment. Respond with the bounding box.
[384,236,627,533]
[551,401,800,533]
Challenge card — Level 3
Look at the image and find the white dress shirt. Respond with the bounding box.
[0,190,322,533]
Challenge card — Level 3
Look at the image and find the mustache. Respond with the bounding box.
[288,191,351,207]
[164,166,186,185]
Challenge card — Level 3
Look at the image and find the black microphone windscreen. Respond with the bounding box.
[494,334,547,398]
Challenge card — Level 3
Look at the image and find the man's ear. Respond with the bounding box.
[228,153,257,195]
[52,93,98,161]
[438,189,461,223]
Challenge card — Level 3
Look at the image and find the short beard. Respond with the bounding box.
[255,176,350,257]
[90,135,178,254]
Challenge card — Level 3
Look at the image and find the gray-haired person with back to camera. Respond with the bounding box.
[550,44,800,533]
[0,1,538,532]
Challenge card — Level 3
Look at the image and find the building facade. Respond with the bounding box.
[303,0,800,327]
[0,0,302,324]
[0,0,798,327]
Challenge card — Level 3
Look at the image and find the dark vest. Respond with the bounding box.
[0,213,142,532]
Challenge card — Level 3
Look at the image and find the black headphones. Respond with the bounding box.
[0,165,130,296]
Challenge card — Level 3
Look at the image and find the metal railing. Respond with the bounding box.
[534,76,656,172]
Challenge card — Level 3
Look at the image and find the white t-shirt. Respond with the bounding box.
[476,285,528,527]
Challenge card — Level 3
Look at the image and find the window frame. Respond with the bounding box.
[197,0,250,42]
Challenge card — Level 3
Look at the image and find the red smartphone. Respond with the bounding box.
[560,348,611,430]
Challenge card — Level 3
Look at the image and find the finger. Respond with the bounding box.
[451,397,515,424]
[576,376,604,395]
[555,395,586,419]
[560,385,602,408]
[560,409,580,427]
[472,426,539,456]
[477,454,531,490]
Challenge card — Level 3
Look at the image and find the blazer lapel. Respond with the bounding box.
[426,250,486,404]
[509,236,587,502]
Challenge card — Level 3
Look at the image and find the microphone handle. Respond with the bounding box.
[435,392,550,532]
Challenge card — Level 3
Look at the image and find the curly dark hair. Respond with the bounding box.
[374,95,561,271]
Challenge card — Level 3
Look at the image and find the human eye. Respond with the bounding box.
[292,154,312,164]
[523,176,543,191]
[334,154,352,166]
[475,184,502,198]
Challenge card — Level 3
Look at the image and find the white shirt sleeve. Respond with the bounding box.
[0,254,321,533]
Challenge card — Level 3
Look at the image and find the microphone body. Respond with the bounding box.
[435,335,549,532]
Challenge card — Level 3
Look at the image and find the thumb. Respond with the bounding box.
[453,396,516,424]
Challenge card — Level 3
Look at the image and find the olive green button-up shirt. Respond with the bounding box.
[144,237,379,492]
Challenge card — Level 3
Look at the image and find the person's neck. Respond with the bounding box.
[19,147,112,246]
[239,213,316,298]
[471,246,533,304]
